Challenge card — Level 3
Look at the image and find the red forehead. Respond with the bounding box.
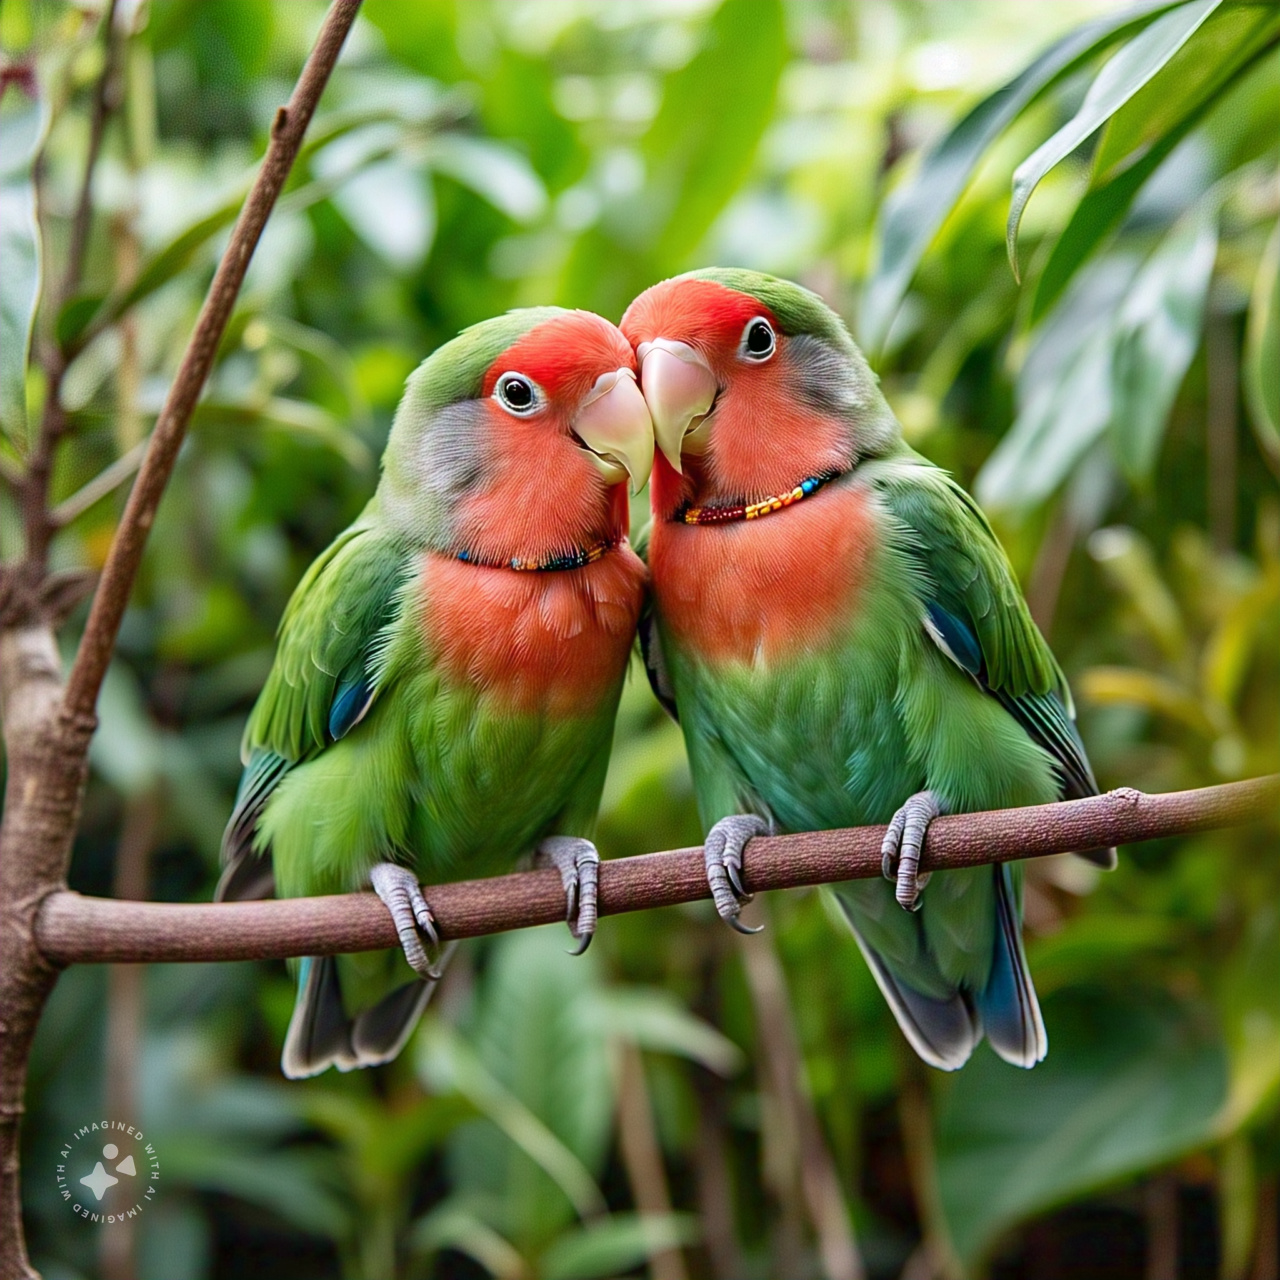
[483,311,634,402]
[620,278,775,355]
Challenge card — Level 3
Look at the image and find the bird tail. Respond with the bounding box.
[281,950,452,1079]
[848,928,984,1071]
[975,864,1047,1068]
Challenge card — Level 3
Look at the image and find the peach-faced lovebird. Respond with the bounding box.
[622,269,1113,1070]
[217,309,653,1077]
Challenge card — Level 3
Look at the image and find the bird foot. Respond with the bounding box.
[535,836,600,954]
[704,813,770,934]
[370,862,443,979]
[881,790,942,912]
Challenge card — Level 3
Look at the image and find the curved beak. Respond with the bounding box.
[637,339,717,474]
[573,368,654,494]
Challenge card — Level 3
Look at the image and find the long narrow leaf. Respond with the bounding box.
[860,0,1175,352]
[418,1022,608,1221]
[0,91,49,440]
[1244,217,1280,469]
[1007,0,1222,274]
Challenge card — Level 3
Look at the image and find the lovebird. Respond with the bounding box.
[621,269,1113,1070]
[217,309,653,1077]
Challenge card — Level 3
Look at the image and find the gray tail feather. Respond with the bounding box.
[281,951,450,1079]
[848,928,983,1071]
[977,865,1047,1069]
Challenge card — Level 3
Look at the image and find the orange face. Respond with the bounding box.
[449,311,653,568]
[621,279,852,517]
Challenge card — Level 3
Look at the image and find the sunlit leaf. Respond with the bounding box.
[1007,0,1222,274]
[413,1201,527,1280]
[936,986,1228,1265]
[419,1018,608,1224]
[541,1213,699,1280]
[1110,199,1217,481]
[429,134,547,223]
[1244,216,1280,469]
[860,0,1173,352]
[1078,666,1215,734]
[587,988,744,1076]
[1090,3,1280,186]
[0,88,48,439]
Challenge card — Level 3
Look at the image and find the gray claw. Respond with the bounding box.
[880,790,942,912]
[370,861,443,979]
[704,813,769,934]
[536,836,600,952]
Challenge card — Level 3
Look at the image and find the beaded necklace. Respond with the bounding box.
[456,536,619,572]
[676,470,842,525]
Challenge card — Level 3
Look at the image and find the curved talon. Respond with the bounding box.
[536,836,600,952]
[704,813,769,933]
[370,861,445,979]
[880,791,942,912]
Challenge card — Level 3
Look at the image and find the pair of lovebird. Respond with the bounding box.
[218,268,1114,1080]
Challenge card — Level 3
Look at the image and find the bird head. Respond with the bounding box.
[620,269,899,517]
[381,308,653,563]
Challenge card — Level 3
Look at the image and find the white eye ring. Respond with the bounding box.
[740,317,776,362]
[494,372,545,416]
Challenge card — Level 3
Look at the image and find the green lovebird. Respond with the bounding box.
[621,269,1114,1071]
[217,309,653,1078]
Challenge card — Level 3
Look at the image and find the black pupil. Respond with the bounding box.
[748,322,773,354]
[503,377,532,408]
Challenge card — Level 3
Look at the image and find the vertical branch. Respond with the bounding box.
[63,0,364,722]
[23,0,123,573]
[615,1042,689,1280]
[739,922,865,1280]
[1251,1177,1278,1280]
[0,8,362,1278]
[896,1058,961,1280]
[99,791,159,1280]
[1144,1173,1180,1280]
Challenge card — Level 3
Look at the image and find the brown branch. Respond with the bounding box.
[62,0,364,721]
[34,776,1279,967]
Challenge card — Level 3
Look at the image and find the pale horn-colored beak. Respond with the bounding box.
[637,339,717,474]
[573,368,654,494]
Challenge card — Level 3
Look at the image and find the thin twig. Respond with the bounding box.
[49,439,147,528]
[61,0,122,313]
[62,0,364,721]
[33,776,1280,967]
[22,0,123,572]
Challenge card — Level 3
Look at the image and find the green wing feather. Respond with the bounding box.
[218,505,412,900]
[243,503,411,764]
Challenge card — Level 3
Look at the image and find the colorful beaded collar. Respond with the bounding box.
[676,470,842,525]
[457,536,620,572]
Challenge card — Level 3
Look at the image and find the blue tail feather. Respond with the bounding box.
[976,865,1047,1068]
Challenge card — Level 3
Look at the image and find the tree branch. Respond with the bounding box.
[34,777,1279,967]
[61,0,363,720]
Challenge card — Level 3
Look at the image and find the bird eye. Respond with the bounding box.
[741,317,776,361]
[494,372,542,416]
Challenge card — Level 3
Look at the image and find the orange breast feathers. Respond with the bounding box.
[649,484,877,666]
[419,546,647,716]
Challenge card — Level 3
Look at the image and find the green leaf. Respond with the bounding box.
[1090,3,1280,186]
[1007,0,1223,275]
[641,0,786,264]
[1244,217,1280,469]
[0,89,49,439]
[860,0,1176,352]
[540,1214,699,1280]
[976,253,1140,512]
[936,986,1228,1266]
[1109,200,1218,481]
[418,1017,608,1223]
[1030,5,1280,321]
[413,1202,527,1280]
[587,988,743,1077]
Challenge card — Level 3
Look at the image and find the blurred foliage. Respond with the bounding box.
[2,1,1278,1277]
